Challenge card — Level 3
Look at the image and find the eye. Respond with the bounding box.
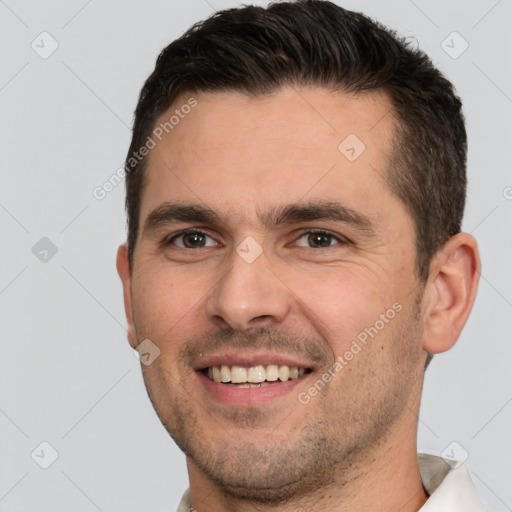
[165,230,218,249]
[295,230,348,249]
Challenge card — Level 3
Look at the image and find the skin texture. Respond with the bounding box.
[117,86,480,512]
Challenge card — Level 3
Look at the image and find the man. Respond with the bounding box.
[116,1,486,510]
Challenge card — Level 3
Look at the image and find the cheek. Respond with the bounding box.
[131,266,200,345]
[285,266,393,352]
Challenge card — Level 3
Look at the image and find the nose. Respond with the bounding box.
[204,245,291,331]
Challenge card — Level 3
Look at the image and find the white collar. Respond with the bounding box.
[418,453,488,511]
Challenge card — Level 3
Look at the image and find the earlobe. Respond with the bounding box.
[116,244,138,349]
[421,233,481,355]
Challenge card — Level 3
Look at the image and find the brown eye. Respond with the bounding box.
[167,230,217,249]
[295,230,346,248]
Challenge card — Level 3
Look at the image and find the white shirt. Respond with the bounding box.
[176,453,488,511]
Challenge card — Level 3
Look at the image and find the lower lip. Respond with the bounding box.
[196,371,308,406]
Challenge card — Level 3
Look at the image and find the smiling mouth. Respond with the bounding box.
[201,364,312,388]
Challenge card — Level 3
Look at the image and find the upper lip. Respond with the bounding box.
[193,350,317,371]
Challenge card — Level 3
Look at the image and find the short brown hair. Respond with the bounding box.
[124,0,467,286]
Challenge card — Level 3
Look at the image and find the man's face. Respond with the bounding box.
[120,87,428,501]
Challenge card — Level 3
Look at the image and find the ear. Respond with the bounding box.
[116,244,138,349]
[421,233,481,354]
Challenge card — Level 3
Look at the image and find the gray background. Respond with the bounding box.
[1,0,511,510]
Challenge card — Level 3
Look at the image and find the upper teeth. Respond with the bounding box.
[207,365,306,384]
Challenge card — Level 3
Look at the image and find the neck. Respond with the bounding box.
[186,422,428,512]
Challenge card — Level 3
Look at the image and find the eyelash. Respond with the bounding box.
[163,228,349,249]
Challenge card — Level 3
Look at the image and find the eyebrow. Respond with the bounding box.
[142,200,376,237]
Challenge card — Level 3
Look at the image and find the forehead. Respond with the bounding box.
[138,86,401,229]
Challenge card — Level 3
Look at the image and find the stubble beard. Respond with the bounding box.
[140,305,424,505]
